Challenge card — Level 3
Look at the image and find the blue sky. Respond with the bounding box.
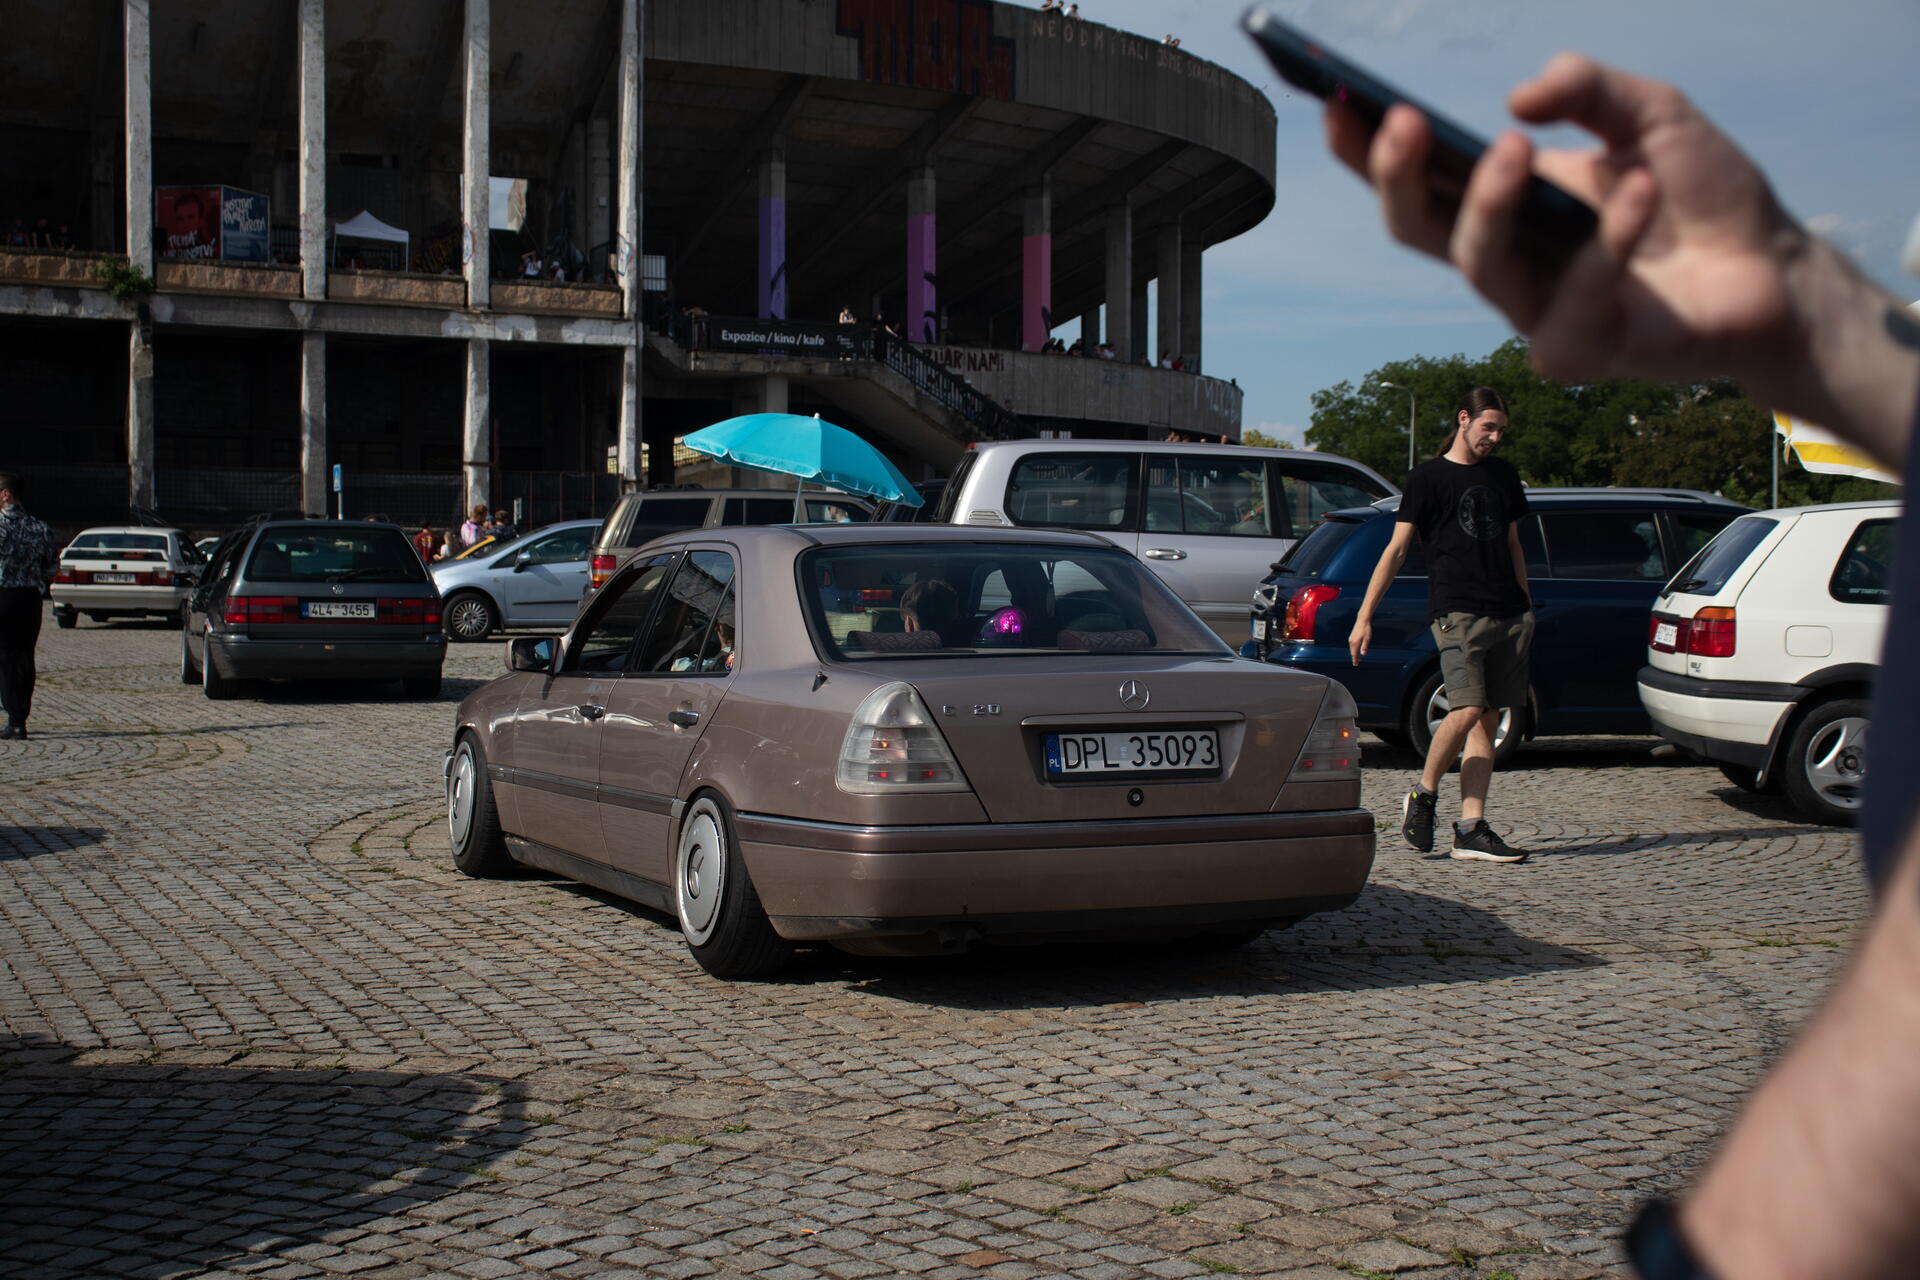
[1075,0,1920,444]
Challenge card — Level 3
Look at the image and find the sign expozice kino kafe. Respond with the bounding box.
[710,320,860,358]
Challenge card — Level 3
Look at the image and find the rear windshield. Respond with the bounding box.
[801,543,1228,660]
[619,496,710,545]
[1271,516,1363,580]
[65,532,171,560]
[245,528,428,584]
[719,496,871,525]
[1663,515,1777,597]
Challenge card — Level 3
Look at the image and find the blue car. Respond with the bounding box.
[1248,489,1748,762]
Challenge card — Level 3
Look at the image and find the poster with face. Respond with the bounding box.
[157,186,221,259]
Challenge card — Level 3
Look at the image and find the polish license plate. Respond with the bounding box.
[304,601,375,619]
[1044,729,1220,776]
[1653,621,1678,649]
[95,572,135,584]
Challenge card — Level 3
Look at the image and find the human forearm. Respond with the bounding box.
[1680,827,1920,1278]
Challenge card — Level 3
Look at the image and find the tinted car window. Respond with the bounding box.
[1275,462,1391,536]
[621,497,711,544]
[1540,510,1664,579]
[1830,519,1896,604]
[570,556,672,673]
[244,528,426,583]
[1517,514,1547,579]
[1005,453,1139,531]
[1145,456,1272,536]
[1665,515,1778,596]
[635,551,737,673]
[1273,516,1363,580]
[65,532,171,559]
[803,544,1225,658]
[1668,511,1736,566]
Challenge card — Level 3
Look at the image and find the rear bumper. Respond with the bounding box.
[210,634,446,680]
[50,585,187,614]
[736,808,1375,942]
[1636,665,1798,767]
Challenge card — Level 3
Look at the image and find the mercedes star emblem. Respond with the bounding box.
[1118,679,1149,711]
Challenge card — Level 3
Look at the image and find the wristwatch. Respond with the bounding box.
[1625,1199,1718,1280]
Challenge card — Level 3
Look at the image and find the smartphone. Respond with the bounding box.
[1241,6,1597,259]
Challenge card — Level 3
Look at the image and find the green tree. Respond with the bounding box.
[1241,428,1294,449]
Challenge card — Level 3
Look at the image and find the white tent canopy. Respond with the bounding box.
[331,210,409,267]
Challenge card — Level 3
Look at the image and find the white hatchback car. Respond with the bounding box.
[50,526,201,629]
[938,439,1396,644]
[1637,500,1895,825]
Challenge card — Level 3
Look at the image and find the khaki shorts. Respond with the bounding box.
[1431,611,1534,711]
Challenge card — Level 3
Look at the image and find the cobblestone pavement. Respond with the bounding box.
[2,616,1867,1280]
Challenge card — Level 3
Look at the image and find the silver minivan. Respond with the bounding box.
[937,440,1397,643]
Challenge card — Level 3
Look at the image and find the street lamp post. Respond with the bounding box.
[1379,380,1416,474]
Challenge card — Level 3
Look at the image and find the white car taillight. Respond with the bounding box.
[836,682,971,794]
[1287,682,1360,782]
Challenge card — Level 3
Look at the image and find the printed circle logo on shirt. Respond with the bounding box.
[1456,486,1501,540]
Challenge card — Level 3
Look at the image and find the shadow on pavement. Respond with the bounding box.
[0,826,109,859]
[786,883,1600,1009]
[0,1034,535,1280]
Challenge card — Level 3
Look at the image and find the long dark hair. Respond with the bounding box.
[1435,386,1508,456]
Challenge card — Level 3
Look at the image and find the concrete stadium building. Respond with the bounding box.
[1,0,1275,531]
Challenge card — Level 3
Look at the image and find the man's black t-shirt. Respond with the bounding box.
[1397,455,1530,618]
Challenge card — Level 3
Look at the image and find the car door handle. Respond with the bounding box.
[668,710,701,727]
[1143,548,1187,560]
[577,704,606,721]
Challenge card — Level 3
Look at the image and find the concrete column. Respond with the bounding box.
[464,338,491,516]
[298,0,326,297]
[127,323,154,510]
[617,344,641,488]
[125,0,155,511]
[905,166,937,344]
[299,334,327,516]
[587,116,612,273]
[757,149,786,319]
[1021,181,1051,353]
[1155,223,1181,366]
[124,0,151,270]
[615,0,641,316]
[462,0,491,308]
[1180,241,1203,374]
[1103,203,1131,363]
[1079,308,1101,348]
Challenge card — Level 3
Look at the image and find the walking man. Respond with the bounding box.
[1349,388,1533,863]
[0,471,59,740]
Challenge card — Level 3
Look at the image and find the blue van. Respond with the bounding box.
[1248,490,1747,762]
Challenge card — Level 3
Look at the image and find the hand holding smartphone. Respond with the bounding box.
[1241,6,1597,263]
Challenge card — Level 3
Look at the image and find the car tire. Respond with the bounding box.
[402,673,442,700]
[443,592,497,643]
[201,650,242,701]
[86,612,110,623]
[674,793,793,979]
[1405,668,1519,771]
[53,607,77,629]
[179,621,201,686]
[1717,763,1770,793]
[448,734,514,877]
[1781,697,1868,826]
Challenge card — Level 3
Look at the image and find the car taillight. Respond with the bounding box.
[590,554,616,589]
[53,569,77,584]
[1281,584,1340,643]
[223,596,299,624]
[377,597,441,625]
[835,682,971,793]
[1687,607,1736,658]
[1288,682,1360,782]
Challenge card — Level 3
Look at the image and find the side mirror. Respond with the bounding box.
[512,549,534,572]
[506,635,556,673]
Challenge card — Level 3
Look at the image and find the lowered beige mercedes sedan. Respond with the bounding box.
[444,524,1374,978]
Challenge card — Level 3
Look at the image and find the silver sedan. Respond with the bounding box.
[431,519,599,641]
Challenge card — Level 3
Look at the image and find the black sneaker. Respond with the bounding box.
[1401,787,1436,852]
[1451,821,1527,863]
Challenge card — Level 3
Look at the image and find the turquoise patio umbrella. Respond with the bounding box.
[682,413,926,516]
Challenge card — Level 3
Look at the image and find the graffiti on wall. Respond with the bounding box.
[836,0,1015,100]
